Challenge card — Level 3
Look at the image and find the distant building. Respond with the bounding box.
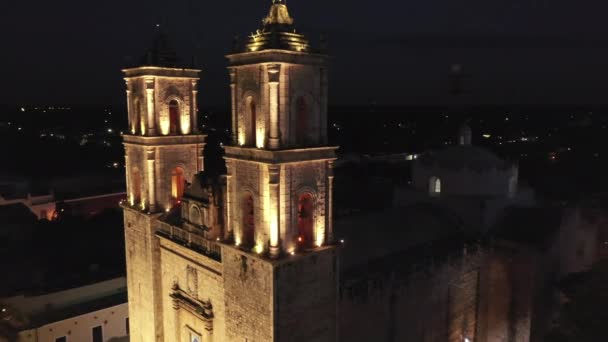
[0,278,128,342]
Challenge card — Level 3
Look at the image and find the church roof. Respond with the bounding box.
[335,203,465,272]
[242,1,313,53]
[418,145,512,172]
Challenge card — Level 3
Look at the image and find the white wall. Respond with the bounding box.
[18,303,128,342]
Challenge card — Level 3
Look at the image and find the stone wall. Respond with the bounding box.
[123,209,164,342]
[159,238,226,342]
[274,247,338,342]
[339,241,538,342]
[222,246,274,342]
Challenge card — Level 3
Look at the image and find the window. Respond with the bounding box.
[92,326,103,342]
[169,100,180,134]
[171,167,185,203]
[429,177,441,196]
[295,97,308,145]
[297,193,314,249]
[242,192,255,247]
[55,337,67,342]
[126,317,129,335]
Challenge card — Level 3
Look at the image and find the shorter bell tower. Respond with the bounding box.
[121,29,206,342]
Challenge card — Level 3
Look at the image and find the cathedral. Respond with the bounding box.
[121,1,543,342]
[122,2,337,341]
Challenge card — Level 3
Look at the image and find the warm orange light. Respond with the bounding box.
[298,236,303,243]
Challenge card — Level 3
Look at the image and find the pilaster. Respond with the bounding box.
[145,77,156,136]
[269,164,281,258]
[268,64,281,150]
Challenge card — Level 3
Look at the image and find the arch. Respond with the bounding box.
[131,167,141,204]
[241,191,255,247]
[295,96,309,145]
[169,99,180,135]
[171,167,185,203]
[429,176,441,196]
[297,192,315,249]
[190,205,202,225]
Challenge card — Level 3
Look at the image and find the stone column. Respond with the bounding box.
[225,160,233,241]
[147,148,156,212]
[229,69,238,145]
[191,80,199,133]
[125,80,133,134]
[326,160,335,244]
[267,64,281,150]
[145,78,156,136]
[269,164,281,258]
[125,151,131,205]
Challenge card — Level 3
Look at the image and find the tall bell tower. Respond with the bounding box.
[222,1,339,340]
[121,30,206,342]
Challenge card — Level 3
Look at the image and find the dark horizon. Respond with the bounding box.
[2,0,608,107]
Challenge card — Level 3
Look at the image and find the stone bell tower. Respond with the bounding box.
[222,1,339,340]
[121,29,206,342]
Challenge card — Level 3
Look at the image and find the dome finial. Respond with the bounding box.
[263,0,294,26]
[458,122,472,146]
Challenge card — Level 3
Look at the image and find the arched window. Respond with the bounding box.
[169,100,180,135]
[296,97,308,145]
[246,96,257,147]
[429,177,441,196]
[297,193,314,249]
[190,206,202,225]
[171,167,185,203]
[131,168,141,204]
[241,192,255,247]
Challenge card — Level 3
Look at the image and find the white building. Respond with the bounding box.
[1,278,129,342]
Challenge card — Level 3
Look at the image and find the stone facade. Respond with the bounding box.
[119,3,541,342]
[122,66,206,342]
[121,3,338,341]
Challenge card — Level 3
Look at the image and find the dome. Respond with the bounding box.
[419,145,510,172]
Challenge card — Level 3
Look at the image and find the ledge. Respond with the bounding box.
[123,134,206,146]
[226,49,328,67]
[223,146,338,164]
[220,243,337,267]
[123,66,200,78]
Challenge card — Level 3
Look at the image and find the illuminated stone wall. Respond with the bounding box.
[228,53,328,149]
[159,238,227,342]
[222,246,274,341]
[123,208,164,342]
[280,160,328,253]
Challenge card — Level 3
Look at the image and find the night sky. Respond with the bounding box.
[2,0,608,106]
